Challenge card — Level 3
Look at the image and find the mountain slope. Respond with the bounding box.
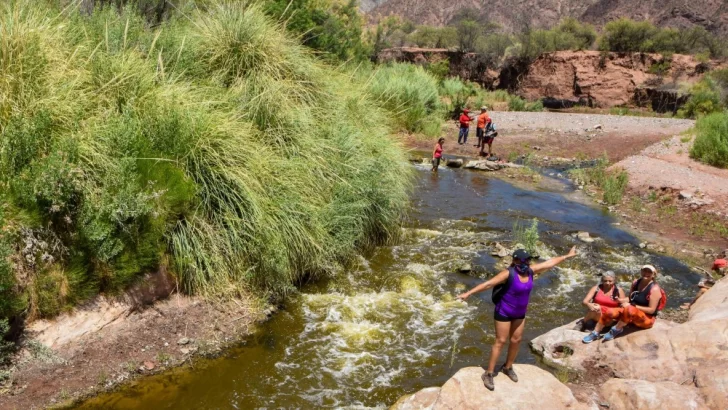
[366,0,728,36]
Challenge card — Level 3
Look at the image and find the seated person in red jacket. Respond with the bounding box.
[681,249,727,309]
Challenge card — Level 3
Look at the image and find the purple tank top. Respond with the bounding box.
[495,267,534,318]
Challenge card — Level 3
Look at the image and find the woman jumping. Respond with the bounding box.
[457,246,577,391]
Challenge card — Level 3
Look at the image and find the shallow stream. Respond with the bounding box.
[78,162,698,409]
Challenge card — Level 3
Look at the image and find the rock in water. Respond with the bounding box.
[446,159,463,168]
[464,160,502,171]
[390,365,587,410]
[576,231,595,243]
[491,242,510,258]
[458,264,472,273]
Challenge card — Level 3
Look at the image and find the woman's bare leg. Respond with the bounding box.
[487,320,511,373]
[504,318,525,368]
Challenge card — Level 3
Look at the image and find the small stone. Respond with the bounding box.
[143,361,155,370]
[458,264,472,273]
[491,242,510,258]
[594,124,603,130]
[679,191,692,200]
[577,231,595,243]
[164,342,169,347]
[639,242,647,249]
[177,337,191,346]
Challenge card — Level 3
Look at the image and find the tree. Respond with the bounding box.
[263,0,368,62]
[456,19,480,52]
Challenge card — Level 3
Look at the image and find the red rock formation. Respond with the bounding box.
[518,51,725,111]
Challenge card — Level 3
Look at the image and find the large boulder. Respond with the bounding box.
[600,379,706,410]
[390,365,590,410]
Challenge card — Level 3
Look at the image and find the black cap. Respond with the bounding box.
[512,249,532,260]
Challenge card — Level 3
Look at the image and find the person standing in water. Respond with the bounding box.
[432,138,445,172]
[457,246,577,391]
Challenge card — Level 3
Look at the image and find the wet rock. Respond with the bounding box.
[576,232,595,243]
[458,264,472,273]
[390,365,587,410]
[601,379,706,410]
[464,160,502,171]
[177,337,192,346]
[445,159,463,168]
[491,242,510,258]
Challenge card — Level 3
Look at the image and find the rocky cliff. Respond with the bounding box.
[519,51,726,111]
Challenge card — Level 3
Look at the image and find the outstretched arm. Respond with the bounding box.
[531,246,577,276]
[457,269,510,300]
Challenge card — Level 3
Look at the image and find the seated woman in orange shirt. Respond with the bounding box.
[579,271,625,331]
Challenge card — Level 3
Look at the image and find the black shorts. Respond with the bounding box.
[494,311,526,322]
[432,157,441,168]
[476,128,484,139]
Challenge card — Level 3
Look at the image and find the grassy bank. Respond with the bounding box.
[0,0,414,335]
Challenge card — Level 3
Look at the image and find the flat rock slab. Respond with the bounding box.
[390,365,589,410]
[601,379,706,410]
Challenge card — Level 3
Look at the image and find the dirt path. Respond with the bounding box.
[0,292,265,410]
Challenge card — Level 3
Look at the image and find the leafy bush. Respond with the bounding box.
[263,0,369,62]
[690,111,728,168]
[599,18,726,57]
[679,78,723,118]
[508,96,543,112]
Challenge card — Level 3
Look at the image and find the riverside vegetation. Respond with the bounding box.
[0,0,441,361]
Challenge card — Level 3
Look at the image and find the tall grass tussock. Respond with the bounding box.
[0,0,413,322]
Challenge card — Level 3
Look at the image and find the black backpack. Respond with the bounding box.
[492,267,532,304]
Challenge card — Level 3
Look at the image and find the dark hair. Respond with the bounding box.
[438,138,445,143]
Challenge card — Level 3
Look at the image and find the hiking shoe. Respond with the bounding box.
[582,330,600,344]
[499,365,518,382]
[602,327,623,342]
[481,371,495,391]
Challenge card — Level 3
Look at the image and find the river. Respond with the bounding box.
[77,161,696,409]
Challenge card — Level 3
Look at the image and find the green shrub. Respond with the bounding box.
[0,0,412,309]
[568,156,629,204]
[367,63,443,135]
[513,218,539,255]
[679,78,723,118]
[690,111,728,168]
